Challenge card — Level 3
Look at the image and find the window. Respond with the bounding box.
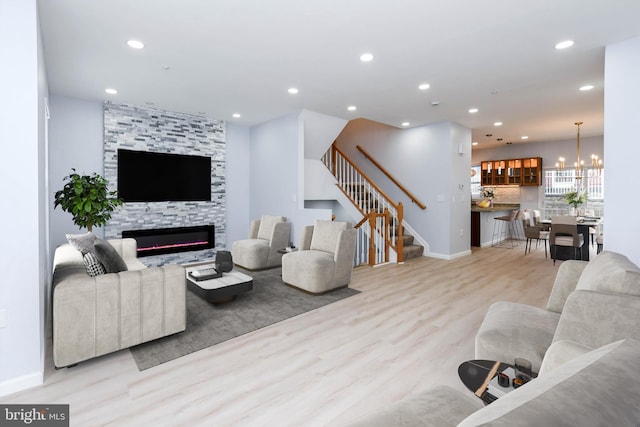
[543,168,604,217]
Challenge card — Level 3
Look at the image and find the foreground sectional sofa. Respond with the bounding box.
[340,251,640,426]
[52,238,186,368]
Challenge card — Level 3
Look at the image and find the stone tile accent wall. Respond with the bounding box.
[103,102,226,266]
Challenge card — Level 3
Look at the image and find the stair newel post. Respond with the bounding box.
[368,209,377,266]
[383,208,390,263]
[397,203,404,263]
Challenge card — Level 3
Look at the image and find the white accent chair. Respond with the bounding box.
[281,220,357,294]
[232,215,291,270]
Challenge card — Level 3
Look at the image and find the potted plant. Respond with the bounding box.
[54,169,123,232]
[564,189,586,208]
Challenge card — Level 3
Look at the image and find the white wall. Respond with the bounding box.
[472,135,604,167]
[300,109,347,160]
[249,112,331,246]
[604,36,640,265]
[48,96,104,254]
[225,123,251,246]
[0,0,47,396]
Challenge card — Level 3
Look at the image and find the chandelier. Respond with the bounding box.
[556,121,603,187]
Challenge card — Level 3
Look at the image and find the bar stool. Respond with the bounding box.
[492,210,521,248]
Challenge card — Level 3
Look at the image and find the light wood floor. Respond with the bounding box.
[3,244,583,426]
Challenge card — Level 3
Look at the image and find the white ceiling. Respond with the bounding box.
[38,0,640,149]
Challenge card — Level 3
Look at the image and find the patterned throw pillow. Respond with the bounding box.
[83,252,106,277]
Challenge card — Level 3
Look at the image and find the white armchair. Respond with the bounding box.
[281,220,357,294]
[232,215,291,270]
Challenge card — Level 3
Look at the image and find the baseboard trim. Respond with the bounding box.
[427,249,472,260]
[0,371,43,398]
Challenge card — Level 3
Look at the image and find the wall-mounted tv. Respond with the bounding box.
[117,149,211,202]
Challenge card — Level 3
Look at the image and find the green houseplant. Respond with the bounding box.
[564,189,587,209]
[54,169,123,232]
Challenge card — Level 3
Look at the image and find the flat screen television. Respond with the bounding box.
[117,149,211,202]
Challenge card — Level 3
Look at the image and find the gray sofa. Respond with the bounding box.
[342,338,640,426]
[476,250,640,374]
[52,238,186,368]
[340,251,640,426]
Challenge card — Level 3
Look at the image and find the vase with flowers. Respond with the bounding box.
[564,189,586,216]
[481,187,495,207]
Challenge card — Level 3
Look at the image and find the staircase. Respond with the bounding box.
[322,144,424,265]
[398,228,424,261]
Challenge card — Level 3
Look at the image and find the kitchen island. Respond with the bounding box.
[471,203,520,247]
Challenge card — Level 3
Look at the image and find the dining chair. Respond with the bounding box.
[521,211,549,257]
[584,209,597,246]
[596,234,604,254]
[550,215,585,265]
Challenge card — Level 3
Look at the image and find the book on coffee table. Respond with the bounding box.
[189,267,222,281]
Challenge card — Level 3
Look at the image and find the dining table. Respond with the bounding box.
[542,217,603,261]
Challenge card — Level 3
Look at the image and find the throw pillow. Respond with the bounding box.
[66,232,97,254]
[83,252,106,277]
[93,238,128,273]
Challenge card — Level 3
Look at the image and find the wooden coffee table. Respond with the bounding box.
[186,265,253,304]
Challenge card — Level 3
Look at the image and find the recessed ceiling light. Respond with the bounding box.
[555,40,574,50]
[468,108,479,114]
[347,105,357,111]
[360,53,374,62]
[127,40,144,49]
[418,83,430,90]
[105,88,118,95]
[521,136,529,140]
[472,142,479,146]
[288,87,299,94]
[232,113,241,118]
[579,84,595,91]
[401,122,410,127]
[494,121,503,126]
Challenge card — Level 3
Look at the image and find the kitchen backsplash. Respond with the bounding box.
[479,185,521,204]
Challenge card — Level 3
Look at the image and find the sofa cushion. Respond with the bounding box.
[310,220,348,254]
[459,339,640,427]
[93,238,128,273]
[475,301,560,374]
[66,232,96,254]
[257,215,285,241]
[576,251,640,296]
[83,252,106,277]
[551,289,640,351]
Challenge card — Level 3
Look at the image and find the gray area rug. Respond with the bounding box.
[130,267,360,370]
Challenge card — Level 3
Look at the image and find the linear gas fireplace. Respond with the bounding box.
[122,225,215,257]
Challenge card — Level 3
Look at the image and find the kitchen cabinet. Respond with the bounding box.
[522,157,542,186]
[479,157,542,186]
